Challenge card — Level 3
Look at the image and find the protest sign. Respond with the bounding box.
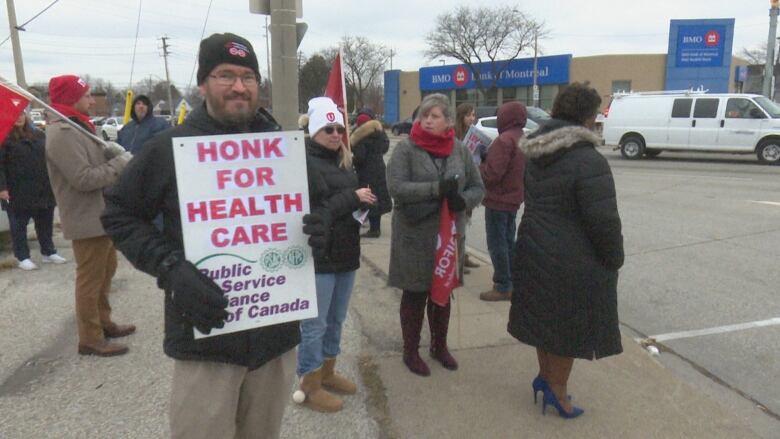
[462,125,492,163]
[173,131,317,338]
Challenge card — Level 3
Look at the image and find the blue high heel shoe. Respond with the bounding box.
[532,376,548,404]
[541,388,584,419]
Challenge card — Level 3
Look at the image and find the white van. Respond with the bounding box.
[602,91,780,164]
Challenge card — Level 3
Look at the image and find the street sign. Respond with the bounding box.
[249,0,303,18]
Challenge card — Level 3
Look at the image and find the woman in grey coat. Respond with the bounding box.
[387,93,484,376]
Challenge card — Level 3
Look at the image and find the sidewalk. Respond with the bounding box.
[0,219,767,438]
[348,217,763,439]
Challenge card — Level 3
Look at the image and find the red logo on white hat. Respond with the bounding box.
[226,41,249,58]
[326,112,336,122]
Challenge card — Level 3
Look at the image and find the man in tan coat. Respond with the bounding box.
[45,75,135,356]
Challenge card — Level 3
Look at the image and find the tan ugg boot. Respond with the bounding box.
[321,358,357,395]
[299,368,343,412]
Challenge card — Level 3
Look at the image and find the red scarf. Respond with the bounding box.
[51,103,95,133]
[409,121,455,157]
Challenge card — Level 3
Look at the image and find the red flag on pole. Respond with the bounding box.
[324,50,350,147]
[431,199,460,306]
[0,83,30,146]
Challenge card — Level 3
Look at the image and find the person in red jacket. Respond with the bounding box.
[479,101,527,301]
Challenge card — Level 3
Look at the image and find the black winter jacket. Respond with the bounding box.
[507,119,624,360]
[101,103,300,370]
[305,139,361,273]
[0,128,56,211]
[350,120,392,216]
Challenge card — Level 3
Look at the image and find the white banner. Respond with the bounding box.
[172,130,317,338]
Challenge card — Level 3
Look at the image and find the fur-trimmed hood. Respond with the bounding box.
[519,120,602,160]
[349,119,383,145]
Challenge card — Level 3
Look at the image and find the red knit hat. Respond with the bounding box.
[355,113,372,127]
[48,75,90,106]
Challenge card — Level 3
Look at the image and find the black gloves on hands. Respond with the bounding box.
[303,213,330,257]
[158,257,229,334]
[439,175,466,212]
[438,176,459,198]
[446,192,467,212]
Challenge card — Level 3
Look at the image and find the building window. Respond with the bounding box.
[611,80,632,94]
[539,85,558,111]
[455,88,477,107]
[502,87,517,102]
[479,88,498,106]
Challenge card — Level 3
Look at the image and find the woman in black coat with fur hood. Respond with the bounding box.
[350,112,391,237]
[508,83,624,419]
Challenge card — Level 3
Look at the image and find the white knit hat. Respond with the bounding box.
[307,97,344,136]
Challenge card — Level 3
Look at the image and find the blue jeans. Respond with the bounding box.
[6,207,57,261]
[297,271,356,376]
[484,207,517,293]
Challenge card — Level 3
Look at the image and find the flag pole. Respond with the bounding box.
[339,47,351,149]
[0,76,109,146]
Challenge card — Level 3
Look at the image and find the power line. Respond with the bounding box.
[128,0,144,88]
[187,0,214,92]
[0,0,62,46]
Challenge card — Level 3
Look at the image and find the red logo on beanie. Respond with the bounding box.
[326,112,336,122]
[225,41,249,58]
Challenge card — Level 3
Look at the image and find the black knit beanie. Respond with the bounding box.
[196,33,261,85]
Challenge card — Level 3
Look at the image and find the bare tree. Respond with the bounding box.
[741,44,768,65]
[339,36,389,111]
[425,5,545,103]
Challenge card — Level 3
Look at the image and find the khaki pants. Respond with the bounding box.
[72,236,118,344]
[170,349,297,439]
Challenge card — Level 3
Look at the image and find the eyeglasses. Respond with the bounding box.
[323,126,346,135]
[209,72,258,86]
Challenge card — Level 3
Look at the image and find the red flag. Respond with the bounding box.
[324,51,350,147]
[431,199,460,306]
[0,84,30,146]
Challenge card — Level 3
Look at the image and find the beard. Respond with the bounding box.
[206,90,259,129]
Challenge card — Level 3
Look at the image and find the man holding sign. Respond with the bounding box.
[102,33,323,439]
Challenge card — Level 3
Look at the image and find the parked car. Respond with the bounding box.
[391,117,413,136]
[475,105,551,125]
[30,111,46,130]
[474,116,539,141]
[602,91,780,164]
[98,116,124,141]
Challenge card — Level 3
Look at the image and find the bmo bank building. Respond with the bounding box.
[384,18,748,124]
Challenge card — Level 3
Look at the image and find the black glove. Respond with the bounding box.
[446,192,467,212]
[303,212,330,251]
[158,256,229,334]
[438,176,459,198]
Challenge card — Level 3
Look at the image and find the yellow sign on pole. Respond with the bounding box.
[123,90,134,125]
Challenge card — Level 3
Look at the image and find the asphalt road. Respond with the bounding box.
[463,145,780,425]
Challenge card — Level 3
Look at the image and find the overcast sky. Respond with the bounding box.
[0,0,772,91]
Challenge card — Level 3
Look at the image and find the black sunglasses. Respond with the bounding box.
[323,126,345,135]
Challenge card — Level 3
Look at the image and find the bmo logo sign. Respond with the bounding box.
[453,66,469,87]
[704,30,720,47]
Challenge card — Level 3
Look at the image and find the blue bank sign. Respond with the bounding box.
[666,19,735,93]
[419,54,571,91]
[675,25,726,67]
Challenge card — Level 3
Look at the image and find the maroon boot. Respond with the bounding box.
[427,300,458,371]
[400,291,430,376]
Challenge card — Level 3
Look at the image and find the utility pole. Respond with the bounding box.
[159,36,175,122]
[264,16,272,103]
[270,0,299,129]
[388,48,396,70]
[532,31,539,108]
[763,1,779,98]
[5,0,27,88]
